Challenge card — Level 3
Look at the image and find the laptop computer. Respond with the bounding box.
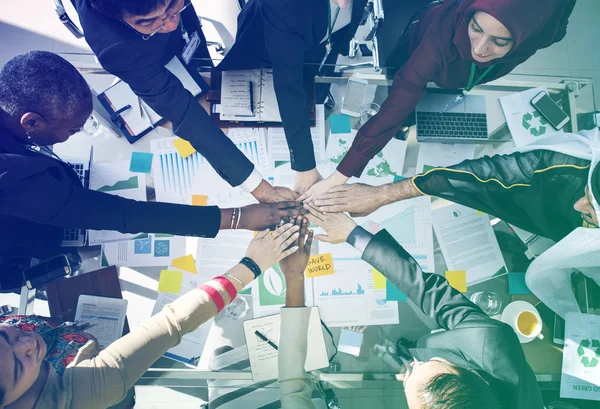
[61,147,93,247]
[416,91,512,143]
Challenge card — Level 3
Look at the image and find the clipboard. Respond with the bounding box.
[97,55,208,144]
[207,69,316,128]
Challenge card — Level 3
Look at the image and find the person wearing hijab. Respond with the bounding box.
[300,0,577,202]
[0,222,301,409]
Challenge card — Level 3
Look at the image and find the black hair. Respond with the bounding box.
[0,51,92,123]
[418,366,502,409]
[90,0,170,19]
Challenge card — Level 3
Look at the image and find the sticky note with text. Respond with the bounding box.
[305,253,334,278]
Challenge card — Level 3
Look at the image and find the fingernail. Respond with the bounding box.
[293,225,300,230]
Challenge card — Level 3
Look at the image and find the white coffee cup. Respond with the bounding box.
[501,301,544,343]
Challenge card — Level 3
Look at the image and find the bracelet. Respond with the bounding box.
[230,208,237,230]
[198,284,225,312]
[235,207,242,230]
[239,256,262,279]
[224,271,244,287]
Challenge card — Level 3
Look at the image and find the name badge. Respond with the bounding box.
[182,31,201,64]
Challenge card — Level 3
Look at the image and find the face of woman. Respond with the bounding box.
[468,11,514,63]
[0,325,47,406]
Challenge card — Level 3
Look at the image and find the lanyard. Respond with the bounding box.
[465,63,494,93]
[319,3,341,74]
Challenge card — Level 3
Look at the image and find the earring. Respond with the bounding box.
[26,131,32,141]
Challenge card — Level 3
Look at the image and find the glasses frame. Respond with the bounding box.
[126,0,192,41]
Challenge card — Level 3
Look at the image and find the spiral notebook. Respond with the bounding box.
[219,69,281,122]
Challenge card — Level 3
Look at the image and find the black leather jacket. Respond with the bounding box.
[413,149,590,241]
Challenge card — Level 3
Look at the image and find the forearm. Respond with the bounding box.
[379,178,424,205]
[285,278,306,307]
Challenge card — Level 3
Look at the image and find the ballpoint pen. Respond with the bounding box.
[138,96,155,129]
[249,80,254,115]
[255,330,278,350]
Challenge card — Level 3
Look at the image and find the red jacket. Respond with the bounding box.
[337,0,576,177]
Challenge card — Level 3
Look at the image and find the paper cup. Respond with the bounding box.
[501,300,544,343]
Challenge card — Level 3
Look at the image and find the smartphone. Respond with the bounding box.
[341,77,368,117]
[22,255,71,290]
[530,91,570,130]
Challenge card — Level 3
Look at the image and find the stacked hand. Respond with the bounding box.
[304,203,357,244]
[251,180,298,203]
[297,171,348,203]
[313,183,385,217]
[245,223,301,272]
[294,168,323,196]
[239,202,305,231]
[279,216,314,279]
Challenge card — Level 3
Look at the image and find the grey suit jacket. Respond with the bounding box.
[362,230,544,409]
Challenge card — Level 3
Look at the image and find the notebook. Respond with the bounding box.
[219,69,282,122]
[242,307,329,382]
[97,56,206,144]
[75,295,127,349]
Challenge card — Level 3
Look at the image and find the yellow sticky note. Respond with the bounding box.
[446,270,467,292]
[305,253,334,278]
[476,210,484,215]
[158,270,183,293]
[172,254,197,274]
[372,268,387,290]
[192,194,208,206]
[172,138,196,158]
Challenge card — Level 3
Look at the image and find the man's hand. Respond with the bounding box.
[294,168,322,196]
[279,216,313,307]
[237,202,305,231]
[304,203,357,244]
[297,170,349,203]
[251,179,298,203]
[314,183,386,216]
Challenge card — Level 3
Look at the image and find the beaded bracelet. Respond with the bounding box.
[239,256,262,279]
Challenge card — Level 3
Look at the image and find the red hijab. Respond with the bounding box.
[428,0,576,68]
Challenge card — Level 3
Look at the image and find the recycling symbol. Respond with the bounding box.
[577,339,600,368]
[522,111,549,137]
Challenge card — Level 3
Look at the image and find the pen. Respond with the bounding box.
[255,330,278,350]
[249,80,254,115]
[137,96,143,117]
[139,99,155,129]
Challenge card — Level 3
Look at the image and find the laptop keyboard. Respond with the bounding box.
[417,112,488,139]
[68,163,86,184]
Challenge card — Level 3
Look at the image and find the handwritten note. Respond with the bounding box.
[305,253,334,278]
[129,152,153,173]
[220,71,254,116]
[172,138,196,159]
[446,270,468,292]
[172,255,197,274]
[158,270,183,293]
[192,195,208,206]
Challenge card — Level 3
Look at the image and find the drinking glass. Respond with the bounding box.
[359,102,380,126]
[225,295,249,320]
[470,291,503,316]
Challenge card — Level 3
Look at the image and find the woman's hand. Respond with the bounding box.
[304,203,358,244]
[245,223,301,271]
[294,168,323,196]
[236,202,305,231]
[279,216,314,280]
[297,170,349,203]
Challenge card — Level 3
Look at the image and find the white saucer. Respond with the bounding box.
[501,300,541,344]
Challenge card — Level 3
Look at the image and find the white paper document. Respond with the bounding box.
[220,69,281,122]
[560,312,600,401]
[312,260,399,327]
[499,86,563,147]
[88,160,146,244]
[415,143,476,174]
[242,307,330,382]
[101,234,187,267]
[432,203,507,284]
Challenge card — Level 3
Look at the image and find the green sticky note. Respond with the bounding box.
[393,175,406,182]
[129,152,153,173]
[386,282,407,301]
[508,272,531,295]
[330,114,352,134]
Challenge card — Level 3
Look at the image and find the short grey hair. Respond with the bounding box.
[0,51,92,123]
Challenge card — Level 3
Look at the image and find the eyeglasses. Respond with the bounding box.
[130,0,191,41]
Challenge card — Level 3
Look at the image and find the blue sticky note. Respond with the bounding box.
[386,281,407,301]
[508,272,531,295]
[130,152,153,173]
[330,114,352,134]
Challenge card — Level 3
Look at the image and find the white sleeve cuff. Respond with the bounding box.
[240,168,263,193]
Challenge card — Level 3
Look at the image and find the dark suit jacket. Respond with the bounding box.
[362,230,544,409]
[74,0,254,187]
[218,0,366,172]
[0,129,221,262]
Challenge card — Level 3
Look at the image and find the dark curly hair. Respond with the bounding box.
[90,0,170,19]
